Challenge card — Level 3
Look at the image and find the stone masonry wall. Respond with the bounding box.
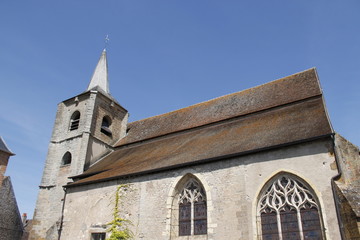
[30,91,128,240]
[91,93,128,146]
[334,134,360,239]
[61,139,341,240]
[0,177,23,240]
[0,151,10,187]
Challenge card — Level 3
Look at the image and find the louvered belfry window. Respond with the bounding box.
[100,116,112,136]
[69,111,80,131]
[179,179,207,236]
[258,175,324,240]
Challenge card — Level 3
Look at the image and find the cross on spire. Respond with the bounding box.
[104,34,110,50]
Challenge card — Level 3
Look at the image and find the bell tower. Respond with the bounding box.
[30,50,128,240]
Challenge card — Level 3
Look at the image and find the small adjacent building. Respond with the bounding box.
[0,137,24,240]
[29,50,360,240]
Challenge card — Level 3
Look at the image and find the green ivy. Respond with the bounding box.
[106,185,133,240]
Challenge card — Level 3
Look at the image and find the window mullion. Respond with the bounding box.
[191,196,194,235]
[276,211,283,240]
[259,175,324,240]
[297,210,304,240]
[178,178,207,236]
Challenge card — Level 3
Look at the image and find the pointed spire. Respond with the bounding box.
[87,49,109,93]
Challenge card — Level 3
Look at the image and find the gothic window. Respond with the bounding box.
[178,179,207,236]
[62,152,72,165]
[258,174,324,240]
[91,233,105,240]
[100,116,112,137]
[69,111,80,131]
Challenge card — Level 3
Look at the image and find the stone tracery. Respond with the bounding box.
[258,175,324,240]
[178,178,207,236]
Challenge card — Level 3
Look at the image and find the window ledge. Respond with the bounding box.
[172,235,208,240]
[101,126,112,137]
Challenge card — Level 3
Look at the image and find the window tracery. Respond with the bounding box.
[258,175,324,240]
[178,179,207,236]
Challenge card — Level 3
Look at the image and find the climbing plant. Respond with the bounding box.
[106,184,133,240]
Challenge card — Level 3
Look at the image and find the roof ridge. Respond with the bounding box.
[116,68,321,147]
[127,68,318,126]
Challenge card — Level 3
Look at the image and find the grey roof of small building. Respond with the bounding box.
[0,137,14,155]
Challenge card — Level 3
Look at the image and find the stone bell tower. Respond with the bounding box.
[30,50,128,240]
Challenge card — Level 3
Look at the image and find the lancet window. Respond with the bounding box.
[178,179,207,236]
[258,174,324,240]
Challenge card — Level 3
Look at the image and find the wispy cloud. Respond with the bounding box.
[0,101,50,154]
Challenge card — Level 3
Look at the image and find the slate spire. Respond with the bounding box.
[0,136,14,156]
[87,49,109,93]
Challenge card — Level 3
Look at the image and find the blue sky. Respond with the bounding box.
[0,1,359,218]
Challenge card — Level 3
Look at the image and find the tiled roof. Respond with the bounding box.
[117,68,324,146]
[68,68,333,187]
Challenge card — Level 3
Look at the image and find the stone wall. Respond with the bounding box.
[61,139,341,240]
[0,177,23,240]
[30,90,128,240]
[334,134,360,239]
[0,151,10,187]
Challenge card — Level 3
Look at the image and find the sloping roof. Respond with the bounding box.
[0,137,14,155]
[68,68,333,187]
[117,68,324,146]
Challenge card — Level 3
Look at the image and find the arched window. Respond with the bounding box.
[62,152,72,165]
[101,116,112,137]
[178,178,207,236]
[258,174,324,240]
[69,111,80,131]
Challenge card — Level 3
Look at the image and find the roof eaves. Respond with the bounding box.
[62,89,127,113]
[313,69,335,134]
[65,133,334,188]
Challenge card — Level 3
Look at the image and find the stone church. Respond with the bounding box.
[29,50,360,240]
